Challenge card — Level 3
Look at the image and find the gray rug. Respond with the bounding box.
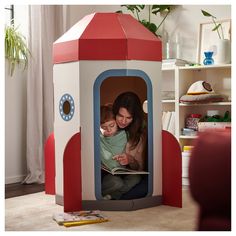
[5,189,198,231]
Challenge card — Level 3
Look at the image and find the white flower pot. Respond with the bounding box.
[214,39,231,64]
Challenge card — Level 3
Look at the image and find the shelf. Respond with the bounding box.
[180,135,198,139]
[162,100,175,103]
[161,67,175,71]
[179,102,231,106]
[178,64,231,70]
[163,63,232,185]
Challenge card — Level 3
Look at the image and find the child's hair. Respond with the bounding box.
[100,103,114,124]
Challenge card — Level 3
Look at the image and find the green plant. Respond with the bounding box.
[201,10,225,39]
[117,5,173,37]
[5,22,31,76]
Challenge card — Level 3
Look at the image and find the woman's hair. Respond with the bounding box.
[112,92,144,149]
[100,103,114,124]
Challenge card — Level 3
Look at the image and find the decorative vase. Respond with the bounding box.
[203,51,214,65]
[214,39,231,64]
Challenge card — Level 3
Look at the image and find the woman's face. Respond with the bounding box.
[116,107,133,129]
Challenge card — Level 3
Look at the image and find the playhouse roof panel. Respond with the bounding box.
[53,12,162,63]
[80,13,126,39]
[54,13,95,43]
[117,13,158,41]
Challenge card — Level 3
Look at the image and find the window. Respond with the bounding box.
[4,5,14,24]
[4,5,29,42]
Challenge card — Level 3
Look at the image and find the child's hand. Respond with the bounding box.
[112,155,120,161]
[112,155,123,164]
[113,153,129,166]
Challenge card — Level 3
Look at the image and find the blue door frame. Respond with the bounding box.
[93,69,153,199]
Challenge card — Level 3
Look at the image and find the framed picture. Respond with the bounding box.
[197,19,231,64]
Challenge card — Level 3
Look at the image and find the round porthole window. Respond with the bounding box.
[59,94,75,121]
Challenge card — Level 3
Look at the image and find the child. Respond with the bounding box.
[100,104,141,200]
[100,103,127,170]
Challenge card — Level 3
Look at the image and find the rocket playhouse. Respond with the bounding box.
[44,12,182,212]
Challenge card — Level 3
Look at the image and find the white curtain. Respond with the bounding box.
[23,5,69,183]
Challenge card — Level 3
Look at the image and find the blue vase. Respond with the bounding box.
[203,51,214,65]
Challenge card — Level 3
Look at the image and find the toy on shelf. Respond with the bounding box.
[180,81,225,104]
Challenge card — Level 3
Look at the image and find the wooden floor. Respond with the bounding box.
[5,183,45,199]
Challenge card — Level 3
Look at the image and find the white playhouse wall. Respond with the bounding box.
[53,61,80,199]
[80,60,126,200]
[80,60,162,199]
[54,60,162,201]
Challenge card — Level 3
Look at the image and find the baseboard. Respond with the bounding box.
[56,194,162,211]
[5,175,26,184]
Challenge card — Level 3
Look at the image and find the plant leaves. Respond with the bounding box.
[148,23,158,33]
[212,24,221,31]
[141,20,157,34]
[137,5,145,10]
[121,5,139,13]
[5,22,30,76]
[201,9,216,18]
[152,5,171,14]
[119,4,173,37]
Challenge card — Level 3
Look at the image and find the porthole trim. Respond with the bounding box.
[59,93,75,121]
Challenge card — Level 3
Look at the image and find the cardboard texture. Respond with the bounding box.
[162,130,182,207]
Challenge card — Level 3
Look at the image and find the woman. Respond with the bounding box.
[112,91,147,170]
[102,92,147,200]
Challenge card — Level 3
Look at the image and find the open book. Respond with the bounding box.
[53,210,108,227]
[101,163,149,175]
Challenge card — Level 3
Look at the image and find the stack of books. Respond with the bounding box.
[53,210,109,227]
[162,58,189,69]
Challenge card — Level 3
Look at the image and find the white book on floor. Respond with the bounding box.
[163,111,172,130]
[167,111,175,135]
[52,210,109,226]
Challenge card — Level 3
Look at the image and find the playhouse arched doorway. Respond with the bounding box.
[93,69,153,200]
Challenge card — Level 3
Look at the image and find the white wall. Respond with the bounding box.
[5,62,27,184]
[5,4,231,184]
[161,5,231,61]
[5,6,28,184]
[67,5,231,62]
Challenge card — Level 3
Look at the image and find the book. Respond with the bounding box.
[161,91,175,100]
[167,111,175,135]
[162,58,189,64]
[162,111,172,130]
[162,58,190,69]
[53,210,109,227]
[101,163,149,175]
[63,219,108,227]
[162,111,166,125]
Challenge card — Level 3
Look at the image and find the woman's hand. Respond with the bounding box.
[113,153,130,166]
[113,153,139,169]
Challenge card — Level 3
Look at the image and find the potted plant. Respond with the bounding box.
[117,5,174,37]
[5,22,31,76]
[201,10,231,64]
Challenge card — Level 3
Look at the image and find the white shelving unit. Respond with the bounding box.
[161,68,175,113]
[162,100,175,103]
[162,64,231,185]
[179,102,231,106]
